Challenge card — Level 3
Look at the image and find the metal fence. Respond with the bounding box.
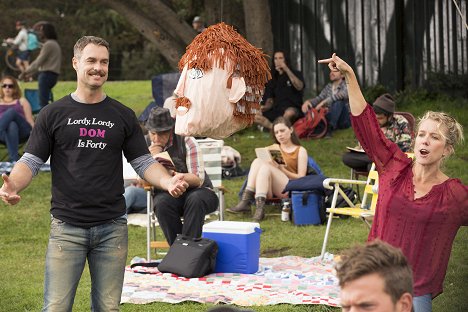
[270,0,468,94]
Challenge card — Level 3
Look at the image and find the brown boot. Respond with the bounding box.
[252,197,266,221]
[227,189,254,214]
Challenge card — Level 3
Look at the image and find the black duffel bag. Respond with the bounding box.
[157,235,218,278]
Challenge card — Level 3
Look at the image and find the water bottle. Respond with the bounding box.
[281,200,291,222]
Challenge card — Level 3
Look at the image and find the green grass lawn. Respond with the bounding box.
[1,80,466,311]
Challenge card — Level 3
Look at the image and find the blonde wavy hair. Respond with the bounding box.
[417,111,464,156]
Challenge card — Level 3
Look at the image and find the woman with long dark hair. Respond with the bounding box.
[255,51,305,130]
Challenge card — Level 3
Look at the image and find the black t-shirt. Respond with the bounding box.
[263,69,305,111]
[25,95,149,228]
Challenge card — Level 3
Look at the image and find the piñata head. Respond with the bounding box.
[173,22,271,138]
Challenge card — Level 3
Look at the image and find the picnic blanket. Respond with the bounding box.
[121,254,340,307]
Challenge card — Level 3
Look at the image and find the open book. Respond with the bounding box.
[346,146,365,153]
[255,144,285,165]
[154,151,176,171]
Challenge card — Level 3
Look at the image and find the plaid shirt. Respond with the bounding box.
[147,134,206,183]
[308,79,348,106]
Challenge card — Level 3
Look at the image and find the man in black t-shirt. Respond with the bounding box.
[0,36,188,311]
[255,50,305,130]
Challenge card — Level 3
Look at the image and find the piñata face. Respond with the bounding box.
[173,22,270,139]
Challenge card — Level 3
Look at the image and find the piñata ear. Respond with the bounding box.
[228,76,246,103]
[174,65,188,97]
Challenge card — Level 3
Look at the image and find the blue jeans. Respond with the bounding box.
[0,108,32,161]
[326,100,351,131]
[43,216,128,312]
[124,185,147,213]
[38,71,58,108]
[413,294,432,312]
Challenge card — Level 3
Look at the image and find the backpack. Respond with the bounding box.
[221,145,245,178]
[323,187,358,219]
[27,31,40,51]
[293,107,328,139]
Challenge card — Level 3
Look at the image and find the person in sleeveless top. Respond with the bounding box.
[0,75,34,162]
[319,53,467,312]
[228,117,308,221]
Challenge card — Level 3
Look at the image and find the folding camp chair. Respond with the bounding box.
[236,156,323,216]
[146,184,169,262]
[24,88,53,114]
[0,89,53,161]
[146,138,225,261]
[196,138,225,221]
[138,72,181,124]
[320,163,379,259]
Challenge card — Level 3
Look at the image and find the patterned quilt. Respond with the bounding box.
[121,254,340,307]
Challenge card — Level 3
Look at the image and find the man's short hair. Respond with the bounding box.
[73,36,109,59]
[335,240,413,304]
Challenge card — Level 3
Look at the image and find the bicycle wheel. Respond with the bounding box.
[5,48,20,72]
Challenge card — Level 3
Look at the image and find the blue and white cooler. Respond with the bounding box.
[202,221,261,274]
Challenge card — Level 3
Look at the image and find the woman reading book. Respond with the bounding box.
[318,53,467,312]
[227,117,308,221]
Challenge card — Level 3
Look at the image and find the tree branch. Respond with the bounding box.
[135,0,197,46]
[100,0,185,69]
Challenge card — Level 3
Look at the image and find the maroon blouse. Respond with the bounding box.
[351,104,468,298]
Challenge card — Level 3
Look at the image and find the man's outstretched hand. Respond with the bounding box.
[0,174,21,205]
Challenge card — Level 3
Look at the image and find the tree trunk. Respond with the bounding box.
[204,0,246,36]
[135,0,197,46]
[243,0,273,57]
[101,0,186,69]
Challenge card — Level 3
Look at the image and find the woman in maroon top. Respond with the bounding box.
[319,54,467,312]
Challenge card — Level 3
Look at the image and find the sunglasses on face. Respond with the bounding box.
[1,84,14,89]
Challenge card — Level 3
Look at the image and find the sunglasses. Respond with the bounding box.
[1,84,14,89]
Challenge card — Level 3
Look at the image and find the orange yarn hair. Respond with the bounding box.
[176,22,271,124]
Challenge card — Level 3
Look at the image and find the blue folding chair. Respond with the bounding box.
[138,72,180,124]
[24,89,54,114]
[0,89,53,161]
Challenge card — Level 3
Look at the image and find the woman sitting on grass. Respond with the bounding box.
[319,53,466,312]
[0,75,34,162]
[227,117,308,221]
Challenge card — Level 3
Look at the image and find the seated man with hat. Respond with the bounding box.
[342,93,412,172]
[125,107,218,245]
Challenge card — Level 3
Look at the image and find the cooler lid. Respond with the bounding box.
[203,221,261,234]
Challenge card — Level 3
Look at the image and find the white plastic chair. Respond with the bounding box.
[196,138,225,221]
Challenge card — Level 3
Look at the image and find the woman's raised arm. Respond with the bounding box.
[318,53,367,116]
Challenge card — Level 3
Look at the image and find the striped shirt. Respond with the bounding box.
[308,79,348,107]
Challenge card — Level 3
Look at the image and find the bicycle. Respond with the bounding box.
[1,40,21,72]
